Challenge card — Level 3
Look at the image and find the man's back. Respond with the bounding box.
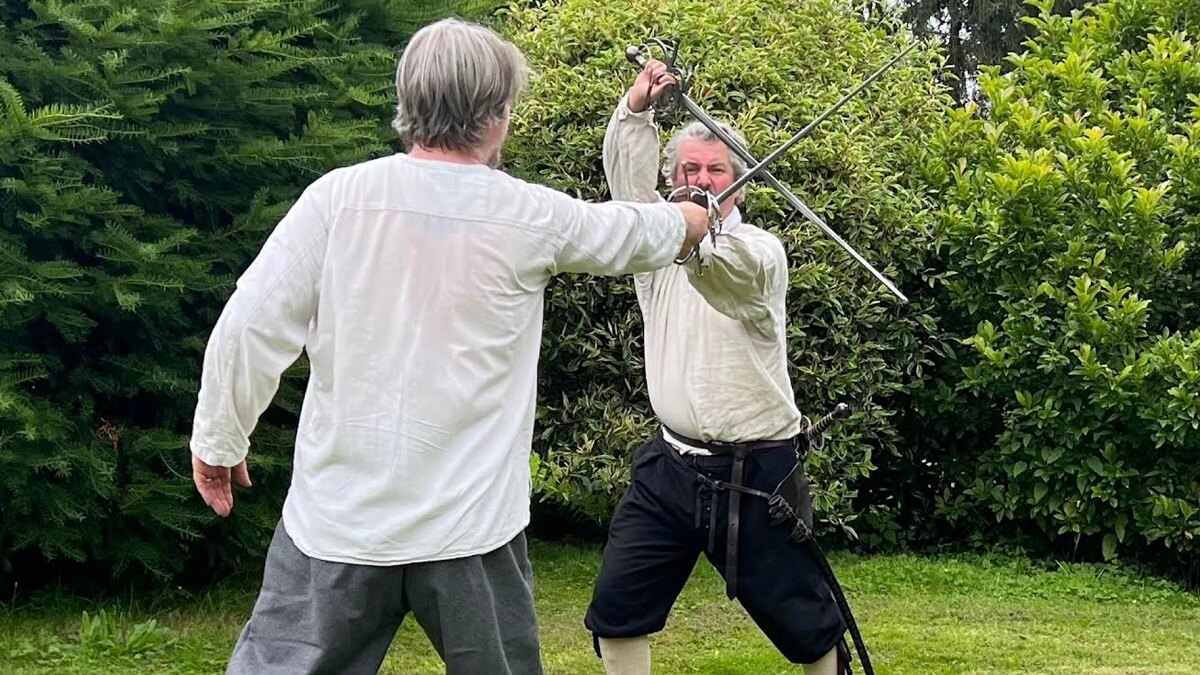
[193,152,690,565]
[291,153,564,565]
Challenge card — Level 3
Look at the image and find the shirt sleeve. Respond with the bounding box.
[544,186,686,276]
[603,94,663,203]
[602,94,669,292]
[685,230,788,337]
[189,181,329,466]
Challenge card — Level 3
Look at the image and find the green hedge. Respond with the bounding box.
[5,0,1198,588]
[916,0,1200,570]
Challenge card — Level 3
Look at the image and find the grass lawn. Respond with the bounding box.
[2,541,1198,674]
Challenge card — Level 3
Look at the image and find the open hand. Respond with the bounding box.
[192,455,252,517]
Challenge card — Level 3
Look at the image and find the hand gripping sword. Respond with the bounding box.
[625,42,915,303]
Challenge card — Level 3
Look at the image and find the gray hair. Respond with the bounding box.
[660,120,750,186]
[392,18,529,151]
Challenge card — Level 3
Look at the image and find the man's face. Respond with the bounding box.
[672,139,742,218]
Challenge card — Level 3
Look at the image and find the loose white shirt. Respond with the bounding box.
[602,96,804,451]
[190,152,686,565]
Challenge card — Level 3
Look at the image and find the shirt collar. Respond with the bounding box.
[722,206,743,232]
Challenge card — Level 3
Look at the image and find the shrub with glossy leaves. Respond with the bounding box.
[917,0,1200,569]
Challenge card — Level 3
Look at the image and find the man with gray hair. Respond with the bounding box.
[582,59,850,674]
[189,18,713,674]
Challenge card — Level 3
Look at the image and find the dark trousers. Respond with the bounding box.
[227,521,544,675]
[584,434,846,664]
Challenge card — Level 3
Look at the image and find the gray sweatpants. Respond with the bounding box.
[226,521,543,675]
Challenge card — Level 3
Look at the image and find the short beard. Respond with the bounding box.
[486,147,503,170]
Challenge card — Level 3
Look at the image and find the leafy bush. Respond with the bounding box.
[0,0,488,585]
[916,0,1200,569]
[498,0,951,537]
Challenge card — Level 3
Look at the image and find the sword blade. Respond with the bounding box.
[716,42,918,203]
[625,46,909,303]
[676,96,909,303]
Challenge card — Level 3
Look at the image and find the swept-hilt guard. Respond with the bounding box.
[625,39,692,120]
[667,185,722,267]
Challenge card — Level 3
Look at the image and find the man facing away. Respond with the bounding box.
[188,19,713,675]
[582,59,851,674]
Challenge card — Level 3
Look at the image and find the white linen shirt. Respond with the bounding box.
[190,152,686,565]
[603,96,804,451]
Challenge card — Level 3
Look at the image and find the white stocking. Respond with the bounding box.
[597,635,651,675]
[802,646,839,675]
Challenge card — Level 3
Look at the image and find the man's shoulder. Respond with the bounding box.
[487,169,566,207]
[313,154,528,196]
[325,153,399,176]
[734,219,773,235]
[304,154,400,193]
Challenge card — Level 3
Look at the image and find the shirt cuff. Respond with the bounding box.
[190,435,248,467]
[618,94,657,125]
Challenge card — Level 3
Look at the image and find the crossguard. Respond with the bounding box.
[803,403,850,452]
[667,185,722,266]
[625,39,693,121]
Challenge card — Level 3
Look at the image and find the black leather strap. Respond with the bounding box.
[660,428,793,600]
[725,449,748,599]
[657,428,874,674]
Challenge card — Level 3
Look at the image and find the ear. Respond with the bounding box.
[489,110,511,142]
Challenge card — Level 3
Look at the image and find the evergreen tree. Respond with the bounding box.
[902,0,1091,101]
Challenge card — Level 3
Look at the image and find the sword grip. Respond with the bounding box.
[805,403,851,441]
